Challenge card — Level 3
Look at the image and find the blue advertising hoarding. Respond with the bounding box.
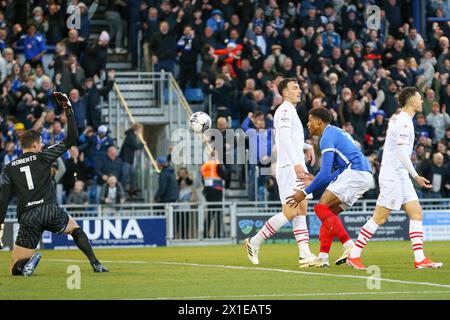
[423,211,450,241]
[42,217,166,249]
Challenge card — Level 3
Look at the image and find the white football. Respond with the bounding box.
[189,111,212,133]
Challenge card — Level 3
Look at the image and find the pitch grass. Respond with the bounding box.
[0,241,450,300]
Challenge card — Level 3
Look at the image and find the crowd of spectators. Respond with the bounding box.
[2,0,450,205]
[142,0,450,200]
[0,0,147,206]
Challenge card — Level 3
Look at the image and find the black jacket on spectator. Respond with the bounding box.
[47,10,66,45]
[62,157,94,194]
[100,181,127,204]
[381,91,398,118]
[419,160,449,196]
[98,157,125,185]
[82,43,107,78]
[154,166,179,203]
[119,129,144,164]
[149,32,177,60]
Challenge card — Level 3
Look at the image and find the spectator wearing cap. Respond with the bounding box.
[177,25,201,90]
[79,124,115,171]
[154,156,179,203]
[341,5,363,35]
[414,113,435,143]
[427,102,450,143]
[300,6,323,35]
[149,21,177,74]
[15,23,46,68]
[207,9,225,34]
[12,122,25,155]
[82,31,109,78]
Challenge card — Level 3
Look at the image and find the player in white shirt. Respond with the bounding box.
[244,78,316,266]
[347,87,443,270]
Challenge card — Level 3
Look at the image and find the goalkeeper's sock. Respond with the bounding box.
[251,212,289,247]
[72,228,99,265]
[292,215,312,258]
[11,258,30,276]
[350,218,379,258]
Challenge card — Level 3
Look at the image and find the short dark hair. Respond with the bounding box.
[309,107,332,124]
[20,129,41,148]
[277,78,298,96]
[398,86,418,107]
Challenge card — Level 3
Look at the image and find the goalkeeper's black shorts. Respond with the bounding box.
[16,203,70,249]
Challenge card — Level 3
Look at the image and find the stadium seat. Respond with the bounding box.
[184,88,204,103]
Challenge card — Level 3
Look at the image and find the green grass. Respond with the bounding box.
[1,241,450,300]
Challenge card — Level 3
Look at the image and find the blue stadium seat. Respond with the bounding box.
[184,88,204,103]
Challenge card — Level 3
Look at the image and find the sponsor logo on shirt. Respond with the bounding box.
[26,199,44,207]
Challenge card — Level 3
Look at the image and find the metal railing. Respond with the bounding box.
[6,199,448,246]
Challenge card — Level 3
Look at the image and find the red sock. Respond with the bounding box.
[314,204,350,245]
[319,223,333,254]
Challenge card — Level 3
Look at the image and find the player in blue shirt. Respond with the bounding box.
[287,107,373,267]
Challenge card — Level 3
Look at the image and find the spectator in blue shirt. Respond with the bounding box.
[69,88,88,132]
[16,23,46,67]
[322,23,341,58]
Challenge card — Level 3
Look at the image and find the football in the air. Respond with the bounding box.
[189,111,212,133]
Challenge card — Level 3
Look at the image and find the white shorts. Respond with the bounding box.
[327,169,373,210]
[276,165,312,204]
[376,178,418,210]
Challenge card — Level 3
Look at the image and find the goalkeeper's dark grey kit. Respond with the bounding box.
[0,92,107,274]
[0,101,78,248]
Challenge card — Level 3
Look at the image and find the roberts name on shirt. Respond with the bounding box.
[10,155,37,166]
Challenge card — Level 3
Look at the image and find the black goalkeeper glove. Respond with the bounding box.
[53,91,73,113]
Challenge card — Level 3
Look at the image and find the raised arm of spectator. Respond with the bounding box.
[88,0,99,19]
[32,110,47,131]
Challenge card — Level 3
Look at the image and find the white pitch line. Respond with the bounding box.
[141,290,450,300]
[46,259,450,289]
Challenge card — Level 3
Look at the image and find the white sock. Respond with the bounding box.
[293,215,312,258]
[318,252,329,260]
[251,212,289,247]
[350,218,379,258]
[409,219,425,262]
[343,239,354,249]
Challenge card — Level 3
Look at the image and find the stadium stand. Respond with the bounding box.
[0,0,449,207]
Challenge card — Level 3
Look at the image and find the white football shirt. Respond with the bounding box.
[379,111,415,181]
[274,100,305,169]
